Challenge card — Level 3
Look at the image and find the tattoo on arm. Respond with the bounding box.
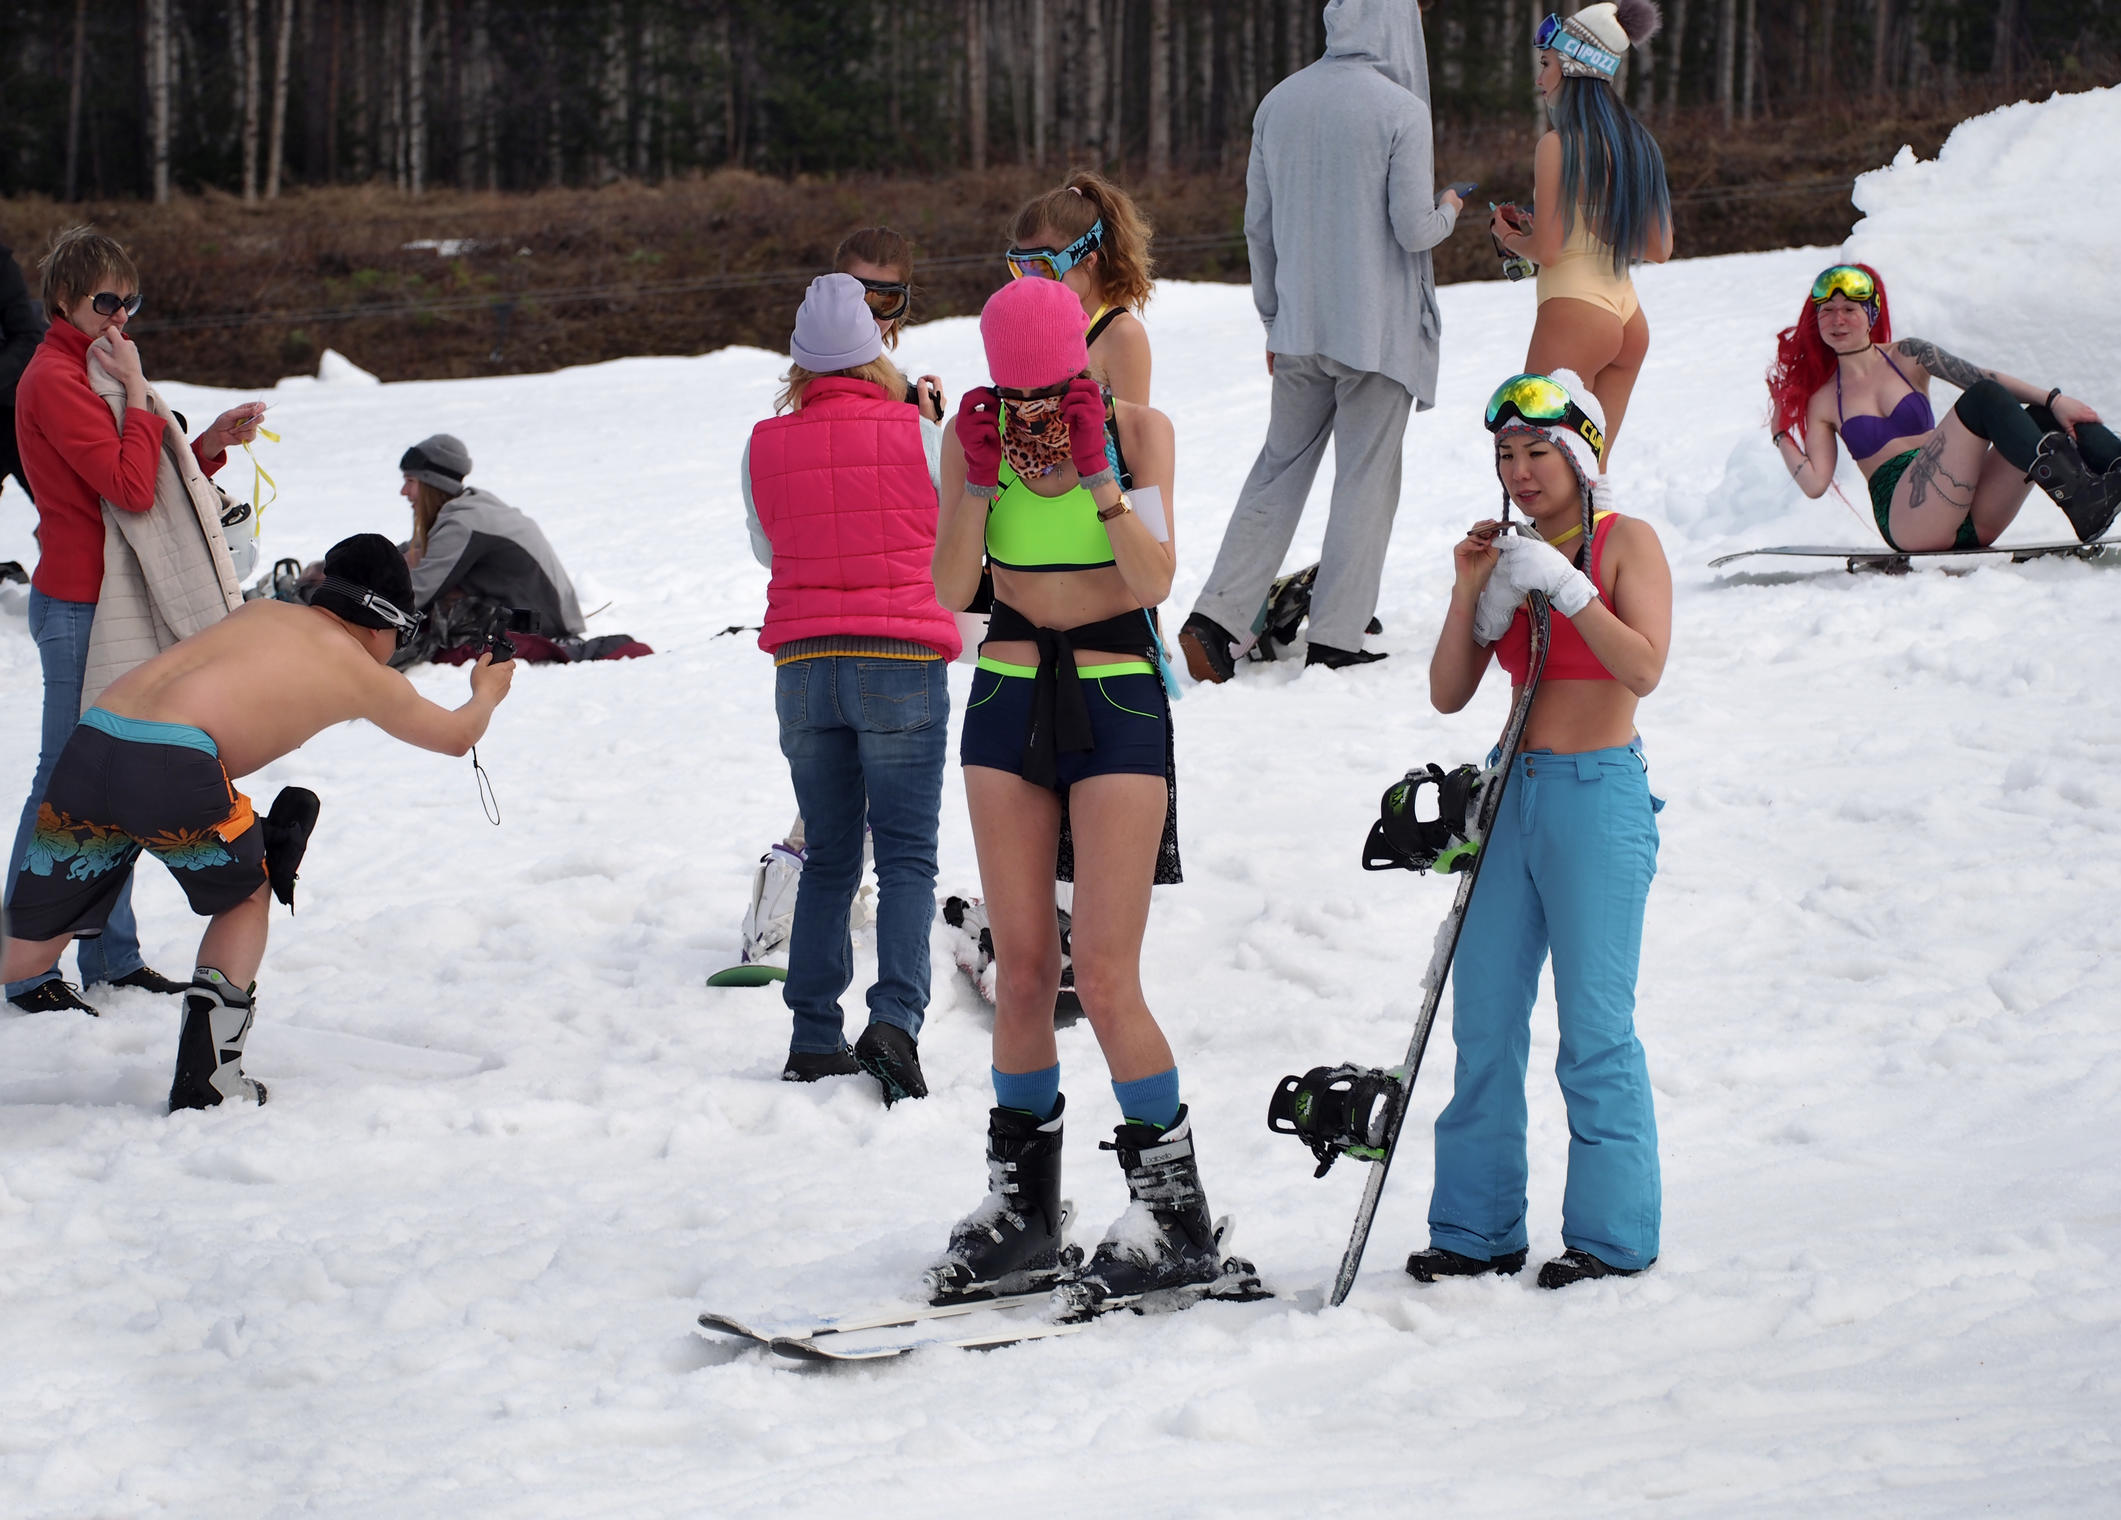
[1896,338,1996,392]
[1901,432,1977,516]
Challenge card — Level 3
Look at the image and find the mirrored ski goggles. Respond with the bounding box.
[1483,373,1607,458]
[91,290,144,317]
[854,277,911,322]
[1535,13,1622,78]
[317,576,425,648]
[1005,220,1104,282]
[1809,264,1878,308]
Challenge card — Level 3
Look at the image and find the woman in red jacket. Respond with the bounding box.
[747,273,960,1101]
[5,228,262,1016]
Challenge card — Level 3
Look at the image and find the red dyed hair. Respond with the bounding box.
[1765,262,1894,442]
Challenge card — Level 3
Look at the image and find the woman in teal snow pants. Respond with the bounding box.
[1413,369,1672,1291]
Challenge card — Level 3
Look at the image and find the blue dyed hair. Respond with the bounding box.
[1549,77,1671,279]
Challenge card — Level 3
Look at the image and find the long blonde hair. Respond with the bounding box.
[774,351,909,414]
[408,480,455,555]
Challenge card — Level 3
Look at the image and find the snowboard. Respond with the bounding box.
[941,894,1082,1021]
[1709,537,2120,574]
[1244,562,1384,663]
[704,962,786,987]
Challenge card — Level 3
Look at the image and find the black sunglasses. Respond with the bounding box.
[91,291,144,317]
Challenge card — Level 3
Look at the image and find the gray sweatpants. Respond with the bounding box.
[1190,353,1415,653]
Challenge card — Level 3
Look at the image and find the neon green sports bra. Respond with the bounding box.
[985,462,1116,573]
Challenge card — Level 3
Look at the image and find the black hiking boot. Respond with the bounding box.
[109,966,190,995]
[1306,641,1389,670]
[854,1021,927,1106]
[2028,431,2121,543]
[1536,1248,1649,1290]
[1405,1245,1529,1283]
[1179,614,1238,684]
[9,979,102,1017]
[169,969,267,1112]
[928,1096,1074,1301]
[781,1044,861,1082]
[1065,1106,1226,1312]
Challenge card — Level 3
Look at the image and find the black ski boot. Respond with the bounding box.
[1063,1106,1245,1315]
[168,968,268,1112]
[853,1021,927,1106]
[1306,641,1388,671]
[1536,1248,1649,1289]
[782,1044,860,1082]
[1405,1246,1528,1283]
[2028,431,2121,544]
[928,1096,1075,1301]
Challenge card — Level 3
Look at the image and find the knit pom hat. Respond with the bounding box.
[1553,1,1660,78]
[980,277,1088,390]
[399,433,471,495]
[790,273,884,373]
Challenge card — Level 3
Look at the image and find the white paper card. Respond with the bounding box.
[1128,485,1169,543]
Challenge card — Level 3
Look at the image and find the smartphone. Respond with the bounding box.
[1448,181,1479,198]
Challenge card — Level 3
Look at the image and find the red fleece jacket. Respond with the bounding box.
[14,320,224,602]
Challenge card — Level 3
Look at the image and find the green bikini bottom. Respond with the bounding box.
[1870,448,1980,552]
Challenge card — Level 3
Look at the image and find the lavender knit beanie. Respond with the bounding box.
[790,273,884,372]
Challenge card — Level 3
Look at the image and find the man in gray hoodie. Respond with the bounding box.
[1182,0,1461,679]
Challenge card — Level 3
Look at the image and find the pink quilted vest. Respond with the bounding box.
[749,377,960,659]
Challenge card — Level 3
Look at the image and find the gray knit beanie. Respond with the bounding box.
[399,433,471,494]
[789,274,884,373]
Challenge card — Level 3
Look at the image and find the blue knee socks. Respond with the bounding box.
[992,1063,1060,1121]
[1111,1066,1181,1129]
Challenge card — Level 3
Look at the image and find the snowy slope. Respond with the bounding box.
[3,90,2119,1518]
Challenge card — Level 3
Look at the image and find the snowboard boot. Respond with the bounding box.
[1066,1106,1227,1312]
[2028,430,2121,544]
[1306,641,1388,671]
[781,1044,860,1082]
[168,968,267,1112]
[1179,614,1238,684]
[928,1095,1073,1301]
[853,1021,927,1106]
[1405,1245,1528,1283]
[1536,1248,1649,1290]
[9,979,102,1017]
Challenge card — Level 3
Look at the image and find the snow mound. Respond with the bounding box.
[1846,85,2121,391]
[312,348,381,387]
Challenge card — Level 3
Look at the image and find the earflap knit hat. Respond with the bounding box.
[790,273,884,373]
[980,277,1089,390]
[399,434,471,495]
[313,533,416,629]
[1492,368,1609,514]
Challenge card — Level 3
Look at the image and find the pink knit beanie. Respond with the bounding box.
[980,277,1088,389]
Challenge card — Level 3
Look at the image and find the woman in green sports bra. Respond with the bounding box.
[926,276,1237,1309]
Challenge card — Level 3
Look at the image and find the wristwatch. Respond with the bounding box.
[1096,498,1132,523]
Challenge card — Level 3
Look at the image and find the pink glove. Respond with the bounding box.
[956,387,1003,494]
[1060,377,1113,484]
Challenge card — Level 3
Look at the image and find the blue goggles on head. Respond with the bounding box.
[1005,219,1104,283]
[1536,13,1623,79]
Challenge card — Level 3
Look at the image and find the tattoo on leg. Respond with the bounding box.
[1904,435,1977,515]
[1895,338,1997,392]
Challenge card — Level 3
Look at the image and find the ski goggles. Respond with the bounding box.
[1808,264,1878,309]
[854,277,910,323]
[317,576,425,648]
[1483,372,1607,459]
[1535,13,1622,78]
[1005,220,1104,282]
[91,290,144,317]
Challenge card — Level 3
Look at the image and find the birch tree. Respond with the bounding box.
[241,0,263,200]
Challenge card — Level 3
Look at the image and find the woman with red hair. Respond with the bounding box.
[1767,263,2121,549]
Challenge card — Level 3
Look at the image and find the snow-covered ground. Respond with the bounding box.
[4,90,2118,1518]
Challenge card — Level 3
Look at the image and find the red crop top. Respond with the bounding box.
[1495,512,1619,683]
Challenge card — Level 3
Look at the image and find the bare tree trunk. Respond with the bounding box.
[1193,1,1213,169]
[1871,0,1891,93]
[148,0,173,201]
[1147,0,1170,175]
[266,0,295,195]
[1283,0,1305,80]
[966,0,988,171]
[1662,0,1689,117]
[1992,0,2017,90]
[242,0,263,199]
[1082,0,1104,156]
[408,0,426,193]
[721,10,737,164]
[1107,0,1124,163]
[1716,0,1736,125]
[636,16,657,179]
[64,0,87,200]
[1529,0,1547,131]
[1032,0,1050,166]
[1742,0,1759,119]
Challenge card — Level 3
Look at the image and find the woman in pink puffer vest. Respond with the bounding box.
[746,273,959,1102]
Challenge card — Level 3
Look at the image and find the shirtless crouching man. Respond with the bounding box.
[0,534,514,1112]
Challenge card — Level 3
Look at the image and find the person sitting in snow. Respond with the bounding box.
[0,534,514,1113]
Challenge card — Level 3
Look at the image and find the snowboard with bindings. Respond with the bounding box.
[941,894,1082,1021]
[1272,593,1553,1307]
[1708,536,2120,575]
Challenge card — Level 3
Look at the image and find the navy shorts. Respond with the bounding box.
[5,710,267,941]
[959,658,1168,789]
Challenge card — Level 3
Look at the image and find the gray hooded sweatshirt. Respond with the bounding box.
[1247,0,1455,407]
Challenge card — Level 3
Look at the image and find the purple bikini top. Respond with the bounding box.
[1837,349,1935,459]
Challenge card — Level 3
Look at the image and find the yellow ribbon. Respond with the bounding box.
[241,426,281,531]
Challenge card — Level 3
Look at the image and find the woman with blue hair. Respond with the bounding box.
[1491,1,1672,461]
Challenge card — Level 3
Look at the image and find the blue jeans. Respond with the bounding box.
[775,656,949,1054]
[1427,744,1663,1270]
[5,589,144,993]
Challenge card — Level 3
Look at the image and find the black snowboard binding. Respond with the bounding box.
[1268,1064,1404,1176]
[2028,430,2121,544]
[169,968,268,1112]
[1059,1106,1264,1317]
[262,787,321,910]
[1362,763,1485,874]
[927,1096,1080,1301]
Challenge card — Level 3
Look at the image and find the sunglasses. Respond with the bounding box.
[1005,220,1104,283]
[1809,265,1878,308]
[1535,13,1621,76]
[318,575,425,649]
[854,277,910,322]
[1483,372,1607,458]
[995,379,1073,402]
[91,291,144,317]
